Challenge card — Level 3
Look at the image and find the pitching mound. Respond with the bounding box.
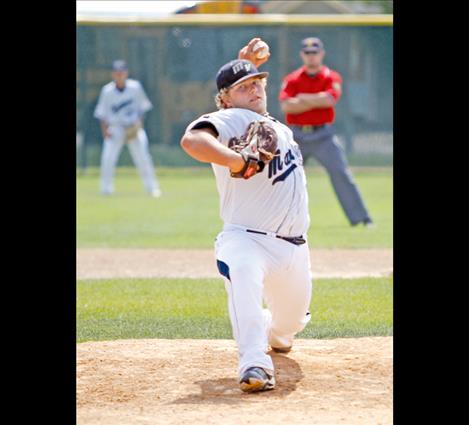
[77,337,392,425]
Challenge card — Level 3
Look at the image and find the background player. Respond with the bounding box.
[279,38,373,227]
[94,60,162,197]
[180,38,313,393]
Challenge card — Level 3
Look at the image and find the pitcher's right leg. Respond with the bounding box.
[214,231,274,386]
[264,242,313,353]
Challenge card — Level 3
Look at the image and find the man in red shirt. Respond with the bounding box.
[279,37,373,227]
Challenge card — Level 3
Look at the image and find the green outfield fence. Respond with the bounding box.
[76,14,393,169]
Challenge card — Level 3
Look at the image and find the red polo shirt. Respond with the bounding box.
[279,65,342,125]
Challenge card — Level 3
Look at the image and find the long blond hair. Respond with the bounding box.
[214,87,230,110]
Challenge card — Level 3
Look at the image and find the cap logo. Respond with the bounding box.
[232,61,251,74]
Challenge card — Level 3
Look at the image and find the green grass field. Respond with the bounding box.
[77,277,393,343]
[77,166,392,249]
[77,166,393,343]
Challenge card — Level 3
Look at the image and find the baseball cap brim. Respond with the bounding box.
[227,71,269,89]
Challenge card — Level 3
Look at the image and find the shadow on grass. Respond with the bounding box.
[170,351,304,405]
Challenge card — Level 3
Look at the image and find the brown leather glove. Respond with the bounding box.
[124,121,142,143]
[228,120,278,179]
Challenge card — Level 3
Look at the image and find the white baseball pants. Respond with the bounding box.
[214,224,313,378]
[100,126,159,194]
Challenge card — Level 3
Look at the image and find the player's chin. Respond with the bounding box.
[249,99,266,114]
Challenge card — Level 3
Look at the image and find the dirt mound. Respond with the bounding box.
[77,337,392,425]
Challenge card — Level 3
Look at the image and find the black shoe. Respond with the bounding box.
[352,218,375,228]
[239,367,275,393]
[363,218,375,228]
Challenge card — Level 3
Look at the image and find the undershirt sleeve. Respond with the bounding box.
[190,121,219,137]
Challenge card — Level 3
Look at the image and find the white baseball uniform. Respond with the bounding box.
[94,78,160,195]
[186,108,313,378]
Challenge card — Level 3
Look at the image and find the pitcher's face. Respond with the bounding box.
[224,76,267,114]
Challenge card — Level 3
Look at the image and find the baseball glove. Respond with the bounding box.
[124,121,142,143]
[228,120,279,179]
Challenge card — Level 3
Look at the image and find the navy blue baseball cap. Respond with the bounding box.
[301,37,324,53]
[112,60,128,71]
[216,59,269,91]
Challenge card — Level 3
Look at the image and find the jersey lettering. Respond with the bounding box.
[268,148,297,184]
[268,149,283,177]
[111,99,133,114]
[284,149,295,166]
[272,164,297,185]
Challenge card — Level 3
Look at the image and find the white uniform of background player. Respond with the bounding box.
[94,60,161,197]
[181,39,313,393]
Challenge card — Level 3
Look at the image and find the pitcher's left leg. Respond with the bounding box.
[264,242,313,351]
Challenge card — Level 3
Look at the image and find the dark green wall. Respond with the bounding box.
[77,23,393,166]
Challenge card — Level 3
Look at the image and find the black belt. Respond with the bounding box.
[246,229,306,246]
[296,124,325,133]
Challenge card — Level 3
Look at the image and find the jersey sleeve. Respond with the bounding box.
[185,111,231,145]
[94,87,108,121]
[324,71,343,102]
[135,82,153,115]
[278,76,298,102]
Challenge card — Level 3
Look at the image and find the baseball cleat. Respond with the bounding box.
[271,345,292,354]
[239,367,275,393]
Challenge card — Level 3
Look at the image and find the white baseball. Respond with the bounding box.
[253,41,269,59]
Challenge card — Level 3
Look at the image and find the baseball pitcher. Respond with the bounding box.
[180,38,313,393]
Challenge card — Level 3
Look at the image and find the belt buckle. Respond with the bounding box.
[302,125,313,133]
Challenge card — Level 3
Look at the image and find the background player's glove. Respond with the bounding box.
[124,120,142,143]
[228,120,279,179]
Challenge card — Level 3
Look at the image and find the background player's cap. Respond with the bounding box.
[216,59,269,91]
[112,59,128,71]
[301,37,324,53]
